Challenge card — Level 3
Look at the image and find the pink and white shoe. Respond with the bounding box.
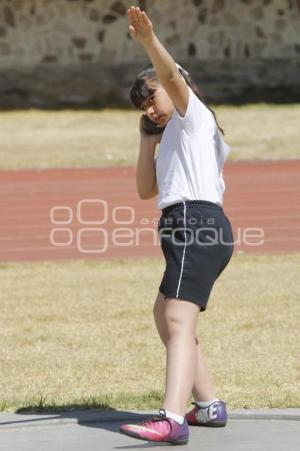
[120,408,189,445]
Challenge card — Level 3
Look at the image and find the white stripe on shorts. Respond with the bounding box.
[176,201,187,298]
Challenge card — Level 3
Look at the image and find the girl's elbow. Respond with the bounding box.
[137,186,156,200]
[138,191,152,200]
[136,179,158,200]
[137,185,147,199]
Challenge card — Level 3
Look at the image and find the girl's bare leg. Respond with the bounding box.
[159,297,199,416]
[153,292,216,406]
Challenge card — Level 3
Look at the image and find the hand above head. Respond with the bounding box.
[127,6,154,44]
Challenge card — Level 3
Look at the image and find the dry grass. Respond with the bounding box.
[0,254,299,413]
[0,104,299,170]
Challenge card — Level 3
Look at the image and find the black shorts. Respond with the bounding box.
[157,200,234,311]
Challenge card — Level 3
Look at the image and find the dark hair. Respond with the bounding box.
[130,64,225,136]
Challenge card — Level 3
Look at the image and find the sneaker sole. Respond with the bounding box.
[120,428,189,445]
[188,421,227,427]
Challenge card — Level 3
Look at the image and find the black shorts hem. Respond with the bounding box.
[159,289,208,312]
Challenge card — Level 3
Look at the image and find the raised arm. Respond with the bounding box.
[128,6,189,117]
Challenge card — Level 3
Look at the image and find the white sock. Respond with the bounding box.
[195,398,219,408]
[160,409,185,425]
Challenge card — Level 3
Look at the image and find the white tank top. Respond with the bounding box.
[155,86,231,210]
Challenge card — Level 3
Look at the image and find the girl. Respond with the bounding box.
[120,6,234,445]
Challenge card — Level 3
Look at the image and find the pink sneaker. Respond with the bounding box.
[120,409,189,445]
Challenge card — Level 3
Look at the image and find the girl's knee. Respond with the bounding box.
[164,299,199,335]
[165,299,198,321]
[165,311,191,336]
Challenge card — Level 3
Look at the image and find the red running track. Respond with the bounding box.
[0,160,299,262]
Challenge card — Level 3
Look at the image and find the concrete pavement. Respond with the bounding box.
[0,409,299,451]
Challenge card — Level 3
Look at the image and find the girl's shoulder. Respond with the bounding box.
[172,87,213,133]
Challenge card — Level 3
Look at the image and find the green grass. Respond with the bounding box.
[0,254,299,413]
[0,104,299,170]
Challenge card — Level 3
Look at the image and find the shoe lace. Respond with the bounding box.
[139,413,170,427]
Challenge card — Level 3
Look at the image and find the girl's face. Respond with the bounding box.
[141,82,174,126]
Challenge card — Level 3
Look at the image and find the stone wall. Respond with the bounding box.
[0,0,300,107]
